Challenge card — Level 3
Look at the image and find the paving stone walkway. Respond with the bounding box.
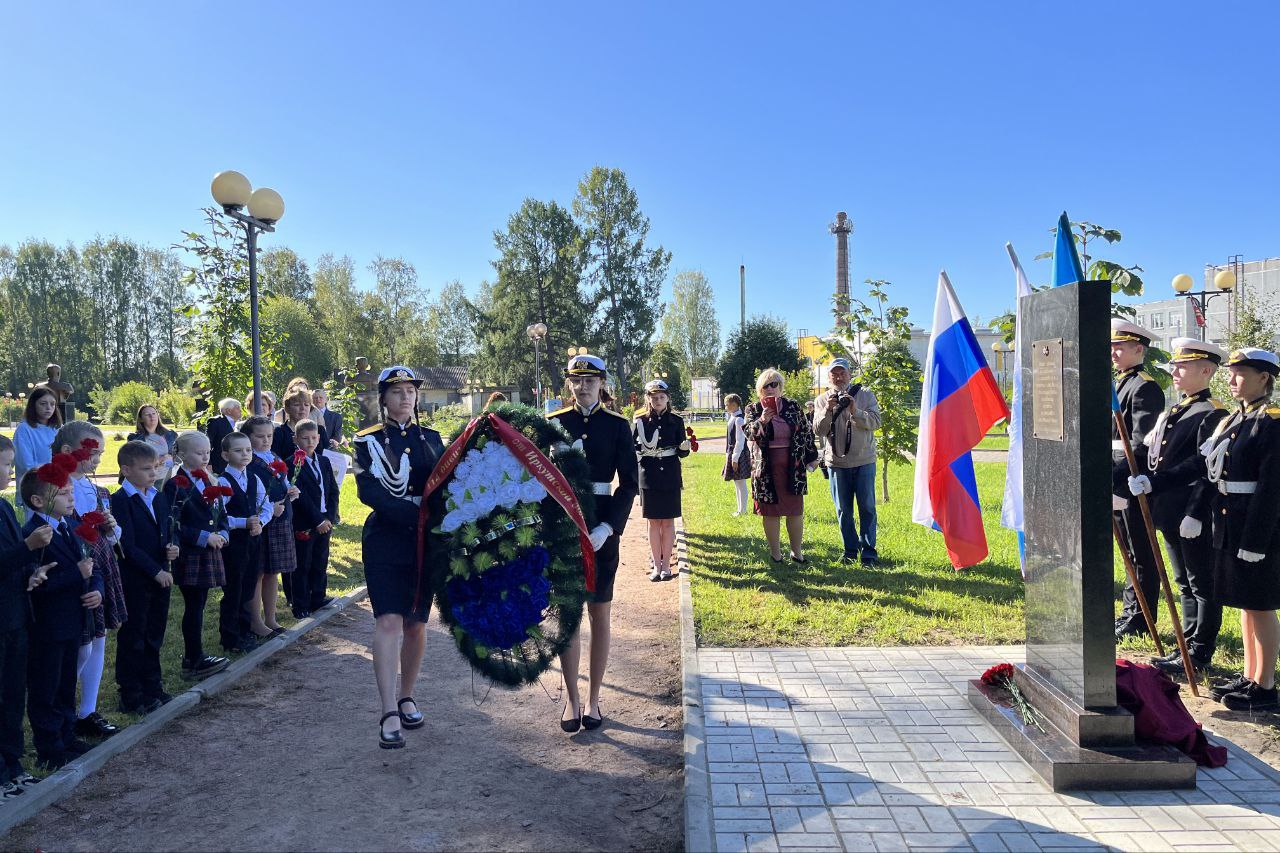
[694,645,1280,852]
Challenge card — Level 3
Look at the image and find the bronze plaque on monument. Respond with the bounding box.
[1032,338,1064,442]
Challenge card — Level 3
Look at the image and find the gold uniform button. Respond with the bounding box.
[582,434,588,440]
[401,430,407,437]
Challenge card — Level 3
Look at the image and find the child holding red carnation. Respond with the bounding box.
[241,416,299,637]
[52,423,126,739]
[163,431,230,680]
[216,432,272,653]
[19,461,103,769]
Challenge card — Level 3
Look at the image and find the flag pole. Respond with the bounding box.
[1113,409,1199,697]
[1111,514,1164,658]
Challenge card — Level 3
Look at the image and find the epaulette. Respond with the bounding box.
[356,423,384,437]
[548,406,573,418]
[1268,406,1280,419]
[601,407,628,420]
[1138,371,1154,382]
[1211,399,1227,410]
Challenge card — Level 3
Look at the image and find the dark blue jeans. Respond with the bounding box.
[829,462,877,560]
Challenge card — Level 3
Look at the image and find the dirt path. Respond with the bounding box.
[6,505,684,853]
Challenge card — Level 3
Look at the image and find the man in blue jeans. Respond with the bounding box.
[813,359,882,565]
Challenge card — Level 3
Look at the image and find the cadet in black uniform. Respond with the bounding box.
[1200,348,1280,711]
[354,366,445,749]
[1110,319,1166,641]
[1125,338,1228,673]
[633,379,690,582]
[548,354,639,733]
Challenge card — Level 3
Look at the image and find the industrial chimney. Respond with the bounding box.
[829,212,853,329]
[739,264,746,330]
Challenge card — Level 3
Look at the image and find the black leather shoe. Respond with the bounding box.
[582,706,604,731]
[183,655,229,679]
[63,738,93,757]
[397,697,425,730]
[118,696,157,715]
[75,712,119,739]
[292,609,311,620]
[1210,674,1252,702]
[860,555,880,567]
[1114,623,1149,642]
[1223,683,1279,713]
[149,691,174,706]
[315,596,335,609]
[379,712,405,749]
[560,703,582,733]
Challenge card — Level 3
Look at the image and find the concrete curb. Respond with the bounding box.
[676,519,713,853]
[0,587,367,836]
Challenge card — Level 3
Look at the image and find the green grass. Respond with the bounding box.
[686,452,1247,672]
[686,421,727,440]
[13,483,369,775]
[975,433,1010,451]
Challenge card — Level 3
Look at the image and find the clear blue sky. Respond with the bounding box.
[2,2,1277,342]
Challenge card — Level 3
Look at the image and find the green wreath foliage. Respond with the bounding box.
[430,402,596,686]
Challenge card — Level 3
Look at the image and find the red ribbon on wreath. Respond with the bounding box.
[413,414,597,612]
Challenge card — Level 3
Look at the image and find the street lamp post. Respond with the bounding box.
[526,322,548,410]
[210,170,285,416]
[1172,269,1234,342]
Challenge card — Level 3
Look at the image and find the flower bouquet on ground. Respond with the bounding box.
[419,403,597,686]
[981,662,1046,732]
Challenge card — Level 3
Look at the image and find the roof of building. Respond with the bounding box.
[413,366,469,390]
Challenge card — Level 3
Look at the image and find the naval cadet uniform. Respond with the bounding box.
[353,368,445,621]
[1111,320,1166,639]
[633,382,690,520]
[1126,338,1228,669]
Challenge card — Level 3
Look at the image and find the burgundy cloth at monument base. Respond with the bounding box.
[1115,659,1228,768]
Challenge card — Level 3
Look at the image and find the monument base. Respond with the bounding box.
[968,679,1196,791]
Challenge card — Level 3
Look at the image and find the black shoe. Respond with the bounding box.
[63,738,93,757]
[582,705,604,731]
[314,596,335,610]
[1,780,23,800]
[560,703,582,733]
[183,655,230,679]
[1151,648,1180,664]
[379,711,405,750]
[75,712,119,739]
[790,554,808,564]
[840,554,858,565]
[860,555,879,567]
[292,609,311,620]
[119,696,158,715]
[1222,683,1280,713]
[135,697,163,715]
[1209,674,1252,702]
[149,691,174,706]
[268,627,286,638]
[12,773,39,789]
[769,554,785,564]
[397,697,425,730]
[1115,623,1149,641]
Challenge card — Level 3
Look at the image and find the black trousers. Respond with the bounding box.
[292,531,331,614]
[115,572,171,703]
[219,539,263,647]
[0,626,28,780]
[26,636,79,760]
[1159,519,1222,660]
[180,586,209,662]
[1117,504,1160,632]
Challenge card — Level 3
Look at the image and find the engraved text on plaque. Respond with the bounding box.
[1032,338,1064,442]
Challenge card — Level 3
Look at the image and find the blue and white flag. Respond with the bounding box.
[1000,243,1034,578]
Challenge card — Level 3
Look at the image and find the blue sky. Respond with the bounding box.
[2,2,1277,342]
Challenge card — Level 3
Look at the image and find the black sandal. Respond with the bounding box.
[397,697,424,730]
[560,703,582,733]
[582,705,604,731]
[379,712,405,749]
[791,554,808,564]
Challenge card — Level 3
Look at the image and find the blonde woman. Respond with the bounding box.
[743,369,819,563]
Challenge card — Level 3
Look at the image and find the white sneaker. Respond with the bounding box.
[649,565,662,581]
[12,773,38,789]
[1,781,22,801]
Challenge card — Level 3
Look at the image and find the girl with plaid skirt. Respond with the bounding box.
[242,416,299,637]
[163,432,230,680]
[54,422,126,740]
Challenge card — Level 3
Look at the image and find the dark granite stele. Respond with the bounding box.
[969,666,1196,791]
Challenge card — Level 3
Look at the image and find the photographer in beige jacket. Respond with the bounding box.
[813,358,881,564]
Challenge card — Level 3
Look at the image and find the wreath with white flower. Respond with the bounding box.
[428,403,596,686]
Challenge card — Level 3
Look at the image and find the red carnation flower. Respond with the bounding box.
[202,491,221,506]
[172,474,193,490]
[295,530,312,542]
[269,460,288,477]
[292,449,307,466]
[980,663,1016,686]
[192,469,211,484]
[36,464,70,490]
[216,485,235,498]
[71,448,92,462]
[52,453,78,474]
[80,438,100,450]
[74,521,101,544]
[81,510,108,527]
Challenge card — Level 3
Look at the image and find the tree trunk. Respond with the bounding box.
[880,449,890,502]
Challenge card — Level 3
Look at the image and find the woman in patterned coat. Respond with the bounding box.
[743,368,819,563]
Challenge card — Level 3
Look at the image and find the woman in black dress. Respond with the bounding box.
[633,380,689,581]
[1201,347,1280,712]
[354,366,445,748]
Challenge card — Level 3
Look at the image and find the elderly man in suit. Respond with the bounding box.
[311,388,349,485]
[203,398,241,476]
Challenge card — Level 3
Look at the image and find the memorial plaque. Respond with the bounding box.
[1032,338,1064,442]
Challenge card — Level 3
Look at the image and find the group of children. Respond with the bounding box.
[0,416,340,796]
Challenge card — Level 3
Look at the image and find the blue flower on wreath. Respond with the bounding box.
[448,546,552,651]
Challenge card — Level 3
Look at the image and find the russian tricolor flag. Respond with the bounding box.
[912,272,1011,569]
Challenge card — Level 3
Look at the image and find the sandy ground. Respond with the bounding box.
[6,505,684,853]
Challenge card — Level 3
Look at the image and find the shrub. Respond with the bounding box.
[158,385,195,427]
[427,403,471,439]
[0,398,23,425]
[86,386,113,422]
[105,381,158,425]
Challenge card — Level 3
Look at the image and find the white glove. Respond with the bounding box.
[1238,549,1266,563]
[588,523,613,552]
[1127,475,1152,496]
[679,440,691,452]
[1179,516,1203,539]
[1113,495,1129,512]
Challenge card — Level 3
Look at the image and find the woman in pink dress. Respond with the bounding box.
[743,368,819,563]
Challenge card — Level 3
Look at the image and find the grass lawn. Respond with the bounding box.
[975,433,1010,451]
[0,426,144,479]
[686,421,727,440]
[12,481,369,775]
[684,452,1248,674]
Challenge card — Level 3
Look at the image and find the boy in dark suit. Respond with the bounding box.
[217,432,271,652]
[112,441,180,714]
[291,420,339,618]
[21,465,103,769]
[0,436,54,793]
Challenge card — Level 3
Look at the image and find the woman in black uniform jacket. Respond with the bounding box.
[1200,348,1280,712]
[633,380,689,582]
[548,354,638,732]
[354,367,445,748]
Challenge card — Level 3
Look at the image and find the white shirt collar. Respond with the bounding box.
[120,480,157,500]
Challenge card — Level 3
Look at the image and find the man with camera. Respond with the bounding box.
[813,358,882,565]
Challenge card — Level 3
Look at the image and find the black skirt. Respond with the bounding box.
[1213,550,1280,611]
[641,487,681,520]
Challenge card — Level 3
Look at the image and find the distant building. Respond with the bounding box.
[412,365,522,414]
[1128,258,1280,350]
[805,325,1009,396]
[690,376,721,410]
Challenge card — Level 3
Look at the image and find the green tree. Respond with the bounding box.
[1211,290,1280,403]
[645,342,687,409]
[659,269,721,383]
[428,280,477,365]
[714,316,802,403]
[474,198,591,393]
[826,279,922,501]
[258,247,312,300]
[368,255,427,364]
[314,254,377,368]
[176,209,253,401]
[1037,219,1145,296]
[260,295,337,389]
[573,167,672,395]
